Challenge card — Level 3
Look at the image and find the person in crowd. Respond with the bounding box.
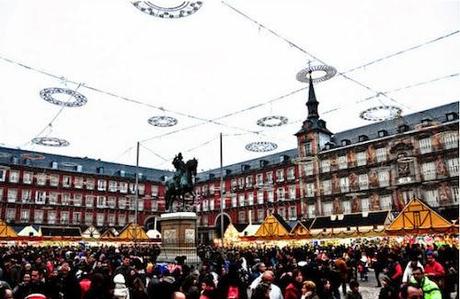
[378,275,398,299]
[403,256,424,285]
[386,254,403,288]
[411,267,442,299]
[300,280,319,299]
[113,273,130,299]
[251,282,271,299]
[399,284,423,299]
[346,280,362,299]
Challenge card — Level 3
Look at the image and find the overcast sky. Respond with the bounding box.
[0,0,458,172]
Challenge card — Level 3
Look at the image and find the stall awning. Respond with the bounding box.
[255,213,291,238]
[118,223,149,240]
[386,198,455,234]
[0,220,18,237]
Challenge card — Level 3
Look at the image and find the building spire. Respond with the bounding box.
[306,71,319,119]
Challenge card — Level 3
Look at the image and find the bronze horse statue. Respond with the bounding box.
[165,154,198,212]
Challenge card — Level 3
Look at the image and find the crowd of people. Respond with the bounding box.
[0,240,457,299]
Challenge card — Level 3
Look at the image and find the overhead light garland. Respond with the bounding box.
[359,105,402,121]
[147,115,178,127]
[256,115,288,127]
[21,153,46,160]
[40,87,87,107]
[60,161,79,167]
[245,141,278,152]
[32,137,70,147]
[132,1,203,18]
[296,64,337,83]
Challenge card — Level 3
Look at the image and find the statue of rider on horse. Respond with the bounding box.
[165,153,198,212]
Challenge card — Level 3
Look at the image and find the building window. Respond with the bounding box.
[97,196,106,208]
[231,179,237,190]
[62,193,71,206]
[245,176,253,187]
[287,167,295,180]
[376,148,387,162]
[119,182,128,193]
[256,174,264,187]
[452,186,459,204]
[356,152,367,166]
[73,212,81,224]
[107,196,116,208]
[343,201,351,214]
[443,131,459,149]
[118,214,126,226]
[152,200,158,212]
[49,174,59,187]
[257,208,265,222]
[8,170,19,183]
[323,202,332,216]
[85,196,94,208]
[231,194,237,207]
[202,215,208,226]
[322,180,331,195]
[378,170,390,187]
[6,208,16,222]
[47,211,57,224]
[151,185,159,197]
[277,188,285,201]
[49,192,58,205]
[86,178,95,190]
[97,180,107,191]
[63,176,71,188]
[378,130,388,138]
[257,191,264,204]
[109,181,118,192]
[308,205,315,218]
[34,210,44,224]
[267,190,274,202]
[21,189,31,203]
[276,169,284,182]
[239,194,245,207]
[237,178,244,189]
[361,198,369,212]
[7,189,17,202]
[423,189,439,207]
[340,177,349,193]
[338,155,348,169]
[289,206,297,220]
[0,169,6,182]
[85,213,93,225]
[421,162,436,180]
[277,207,286,219]
[303,162,313,176]
[36,174,46,186]
[23,172,33,184]
[61,211,70,224]
[306,183,315,197]
[35,191,46,204]
[419,138,432,154]
[289,185,296,200]
[321,159,330,173]
[247,193,254,206]
[358,174,368,190]
[108,214,115,226]
[238,211,246,223]
[266,172,273,184]
[380,195,392,210]
[74,177,83,189]
[447,158,459,177]
[74,194,82,206]
[304,141,312,155]
[97,213,105,226]
[129,183,137,194]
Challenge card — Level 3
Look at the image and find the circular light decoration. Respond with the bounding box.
[245,141,278,152]
[132,1,203,18]
[296,64,337,83]
[0,152,12,159]
[359,105,402,121]
[32,137,70,147]
[21,153,46,160]
[147,116,178,127]
[257,115,289,127]
[40,87,88,107]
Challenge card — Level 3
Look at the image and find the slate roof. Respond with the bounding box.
[196,101,458,180]
[40,226,82,236]
[438,207,459,222]
[310,211,389,229]
[0,146,173,182]
[272,213,294,233]
[233,223,248,233]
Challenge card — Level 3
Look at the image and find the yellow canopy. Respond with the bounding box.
[223,223,241,246]
[0,220,17,237]
[117,223,149,240]
[255,213,290,238]
[386,198,454,234]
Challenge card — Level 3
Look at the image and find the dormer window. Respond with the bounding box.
[421,118,432,126]
[358,135,369,142]
[341,139,351,146]
[446,112,458,122]
[398,124,409,133]
[378,130,388,138]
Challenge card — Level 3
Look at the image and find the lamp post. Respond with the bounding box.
[219,133,224,248]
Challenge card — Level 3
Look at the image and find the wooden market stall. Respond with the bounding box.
[253,213,292,239]
[117,223,149,241]
[0,220,18,238]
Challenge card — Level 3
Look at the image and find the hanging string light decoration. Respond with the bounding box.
[40,87,87,107]
[256,115,288,127]
[296,64,337,83]
[245,141,278,152]
[60,162,78,167]
[32,137,70,147]
[132,1,203,18]
[359,105,402,121]
[21,153,46,160]
[147,116,178,127]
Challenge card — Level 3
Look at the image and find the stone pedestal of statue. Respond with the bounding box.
[156,212,200,264]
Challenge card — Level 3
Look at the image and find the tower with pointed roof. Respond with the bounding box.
[295,72,333,216]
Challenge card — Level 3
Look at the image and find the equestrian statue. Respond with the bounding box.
[165,153,198,212]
